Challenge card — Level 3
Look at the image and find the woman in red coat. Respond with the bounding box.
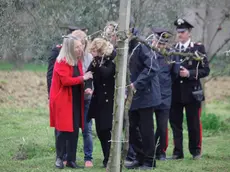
[49,35,92,169]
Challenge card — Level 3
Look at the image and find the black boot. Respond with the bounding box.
[139,165,155,170]
[168,154,184,160]
[66,161,84,168]
[55,158,64,169]
[125,160,142,169]
[193,154,201,160]
[158,153,166,161]
[138,160,156,170]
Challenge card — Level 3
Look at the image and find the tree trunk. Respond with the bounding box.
[107,0,131,172]
[121,72,133,162]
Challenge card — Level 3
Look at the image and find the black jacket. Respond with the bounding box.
[172,42,210,104]
[129,41,161,111]
[154,52,176,110]
[46,45,61,96]
[87,51,116,131]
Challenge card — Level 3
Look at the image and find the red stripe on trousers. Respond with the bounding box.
[198,108,202,150]
[163,128,169,152]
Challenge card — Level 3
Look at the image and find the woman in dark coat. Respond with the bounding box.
[86,38,116,167]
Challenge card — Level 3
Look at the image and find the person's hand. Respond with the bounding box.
[83,71,93,80]
[130,83,136,93]
[85,88,93,95]
[180,66,190,77]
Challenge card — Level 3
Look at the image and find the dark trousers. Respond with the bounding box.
[155,109,169,156]
[82,99,93,161]
[55,129,66,160]
[96,129,111,166]
[55,128,79,162]
[126,144,137,161]
[126,127,141,161]
[54,100,93,162]
[55,83,80,162]
[169,102,202,156]
[54,109,80,162]
[129,107,155,166]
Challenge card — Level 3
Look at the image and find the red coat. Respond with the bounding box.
[49,60,84,132]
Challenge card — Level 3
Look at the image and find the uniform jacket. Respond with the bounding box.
[87,51,116,131]
[172,41,210,104]
[154,52,176,110]
[49,60,85,132]
[47,45,62,96]
[129,41,161,111]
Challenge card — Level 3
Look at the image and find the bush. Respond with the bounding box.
[201,113,229,132]
[182,112,229,134]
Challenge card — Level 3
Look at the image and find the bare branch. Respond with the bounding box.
[209,37,230,63]
[204,73,222,83]
[202,4,209,45]
[131,36,206,62]
[208,15,227,52]
[196,5,208,45]
[195,12,205,22]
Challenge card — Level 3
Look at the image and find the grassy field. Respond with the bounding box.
[0,62,230,172]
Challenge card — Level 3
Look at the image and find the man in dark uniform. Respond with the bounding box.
[169,18,210,160]
[125,32,161,170]
[151,28,175,161]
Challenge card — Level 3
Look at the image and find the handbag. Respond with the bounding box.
[192,86,204,102]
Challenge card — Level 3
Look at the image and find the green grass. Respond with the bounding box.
[0,61,47,72]
[206,100,230,120]
[0,64,230,171]
[1,101,230,172]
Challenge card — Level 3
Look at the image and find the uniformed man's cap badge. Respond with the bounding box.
[177,19,185,25]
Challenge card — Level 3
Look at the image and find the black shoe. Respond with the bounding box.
[125,160,142,169]
[126,156,135,162]
[158,154,166,161]
[102,163,107,168]
[139,164,155,170]
[66,161,84,168]
[103,160,108,168]
[193,154,201,160]
[168,154,184,160]
[124,159,134,167]
[55,158,64,169]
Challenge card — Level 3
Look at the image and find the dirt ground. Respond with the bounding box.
[0,71,229,108]
[205,76,230,102]
[0,71,48,108]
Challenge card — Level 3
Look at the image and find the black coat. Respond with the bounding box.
[46,45,61,96]
[129,42,161,111]
[87,52,116,131]
[172,42,210,104]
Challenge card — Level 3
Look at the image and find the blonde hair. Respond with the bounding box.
[57,35,82,66]
[90,38,114,56]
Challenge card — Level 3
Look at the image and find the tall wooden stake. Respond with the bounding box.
[107,0,131,172]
